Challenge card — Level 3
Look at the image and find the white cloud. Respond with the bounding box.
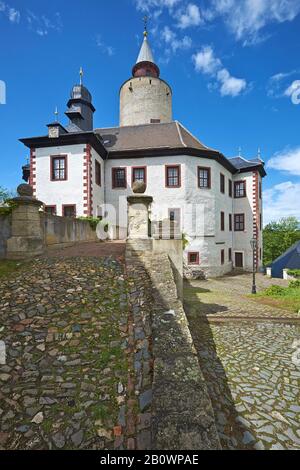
[193,45,247,97]
[177,3,202,29]
[96,35,115,56]
[264,181,300,225]
[0,2,20,23]
[217,68,246,96]
[267,147,300,176]
[205,0,300,45]
[193,45,221,74]
[268,70,300,98]
[26,11,62,36]
[162,26,192,53]
[284,80,300,97]
[134,0,181,12]
[8,7,20,23]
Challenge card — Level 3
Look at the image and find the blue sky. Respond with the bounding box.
[0,0,300,224]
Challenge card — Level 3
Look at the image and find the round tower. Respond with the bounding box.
[120,30,172,127]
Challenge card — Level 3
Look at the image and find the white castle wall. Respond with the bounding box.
[34,144,85,217]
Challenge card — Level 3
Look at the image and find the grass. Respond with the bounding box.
[253,284,300,313]
[0,260,24,278]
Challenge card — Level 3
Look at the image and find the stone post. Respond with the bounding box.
[127,182,153,248]
[6,184,45,260]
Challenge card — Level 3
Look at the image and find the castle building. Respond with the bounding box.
[20,28,266,277]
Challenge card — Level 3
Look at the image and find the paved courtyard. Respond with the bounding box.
[185,274,300,450]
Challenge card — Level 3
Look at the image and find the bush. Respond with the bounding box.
[77,217,109,232]
[287,269,300,278]
[289,279,300,289]
[263,285,286,297]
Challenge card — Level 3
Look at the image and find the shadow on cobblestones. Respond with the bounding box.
[184,280,256,450]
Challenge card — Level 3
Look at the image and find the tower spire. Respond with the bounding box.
[132,21,160,79]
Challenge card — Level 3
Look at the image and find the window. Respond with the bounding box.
[51,156,67,181]
[229,248,232,262]
[63,205,76,218]
[234,181,246,198]
[221,212,225,231]
[260,248,262,260]
[45,206,56,216]
[188,252,199,265]
[221,249,225,265]
[220,173,225,194]
[198,167,211,189]
[234,214,245,232]
[112,168,127,189]
[132,167,146,185]
[166,165,181,188]
[260,213,262,231]
[229,179,233,198]
[95,160,101,186]
[229,214,232,232]
[150,119,161,124]
[259,182,262,199]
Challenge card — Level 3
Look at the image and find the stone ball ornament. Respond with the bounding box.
[17,184,34,197]
[132,181,147,194]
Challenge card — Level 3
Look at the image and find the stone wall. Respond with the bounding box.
[0,214,11,259]
[126,242,221,450]
[41,214,98,248]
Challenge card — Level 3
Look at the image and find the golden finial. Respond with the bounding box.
[79,67,83,85]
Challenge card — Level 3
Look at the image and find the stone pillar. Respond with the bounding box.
[127,182,153,242]
[6,184,45,260]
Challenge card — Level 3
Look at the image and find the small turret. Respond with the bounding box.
[65,68,95,132]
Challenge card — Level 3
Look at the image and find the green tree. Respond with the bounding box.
[0,186,12,204]
[263,216,300,266]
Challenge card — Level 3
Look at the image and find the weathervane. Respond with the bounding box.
[238,146,242,157]
[258,147,261,159]
[143,15,149,36]
[79,67,83,86]
[54,106,58,122]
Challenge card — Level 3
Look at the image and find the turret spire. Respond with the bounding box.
[132,23,160,78]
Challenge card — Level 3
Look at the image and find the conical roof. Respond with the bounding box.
[136,34,155,64]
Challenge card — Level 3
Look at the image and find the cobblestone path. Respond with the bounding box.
[0,250,136,450]
[185,275,300,450]
[185,273,294,319]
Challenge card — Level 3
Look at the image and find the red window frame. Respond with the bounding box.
[234,180,247,198]
[132,166,147,186]
[50,155,68,181]
[188,252,200,265]
[234,213,245,232]
[165,165,181,188]
[112,167,127,189]
[45,205,57,216]
[62,205,76,218]
[95,160,101,186]
[198,166,211,189]
[220,173,225,194]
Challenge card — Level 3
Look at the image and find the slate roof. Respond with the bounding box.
[228,156,265,170]
[272,241,300,269]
